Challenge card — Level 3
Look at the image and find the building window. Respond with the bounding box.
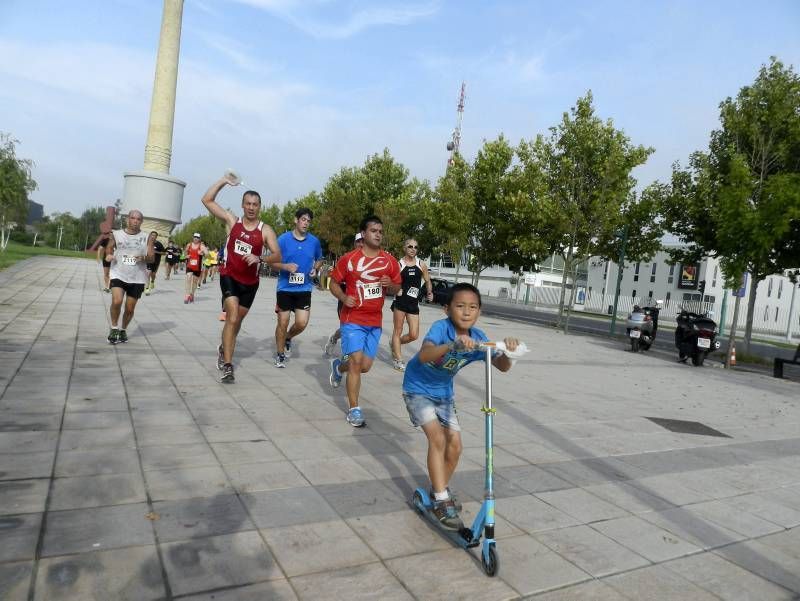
[768,279,773,297]
[668,264,675,284]
[632,289,637,299]
[704,295,715,303]
[634,262,640,282]
[666,292,671,302]
[648,290,653,298]
[764,306,769,321]
[650,263,656,283]
[712,266,717,288]
[778,280,783,299]
[775,307,780,322]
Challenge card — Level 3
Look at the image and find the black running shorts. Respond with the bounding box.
[219,275,259,309]
[110,279,145,299]
[275,291,312,313]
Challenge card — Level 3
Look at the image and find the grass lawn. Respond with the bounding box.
[0,241,92,271]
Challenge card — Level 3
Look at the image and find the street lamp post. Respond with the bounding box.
[608,225,629,335]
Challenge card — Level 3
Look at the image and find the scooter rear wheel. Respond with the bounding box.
[482,544,499,577]
[412,490,425,514]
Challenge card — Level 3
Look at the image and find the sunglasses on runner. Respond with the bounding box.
[406,244,418,249]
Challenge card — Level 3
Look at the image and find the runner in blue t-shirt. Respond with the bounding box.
[402,282,520,530]
[273,207,323,367]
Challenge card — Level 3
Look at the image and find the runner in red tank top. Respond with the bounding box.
[183,235,207,303]
[201,174,281,383]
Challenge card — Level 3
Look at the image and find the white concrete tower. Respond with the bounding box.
[121,0,186,238]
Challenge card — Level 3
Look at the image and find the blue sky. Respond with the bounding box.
[1,0,798,223]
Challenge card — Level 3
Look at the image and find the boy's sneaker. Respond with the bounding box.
[431,498,462,531]
[323,333,336,356]
[346,407,365,428]
[274,353,286,368]
[329,358,343,387]
[435,488,463,512]
[118,330,128,343]
[392,358,406,371]
[284,339,292,357]
[107,329,119,345]
[220,363,234,383]
[216,344,225,370]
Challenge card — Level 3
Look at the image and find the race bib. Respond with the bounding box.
[362,283,383,300]
[406,286,419,298]
[189,258,199,267]
[234,239,252,256]
[288,272,305,284]
[121,256,138,266]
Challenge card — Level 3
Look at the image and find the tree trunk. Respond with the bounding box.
[742,269,760,354]
[557,255,570,325]
[563,263,580,335]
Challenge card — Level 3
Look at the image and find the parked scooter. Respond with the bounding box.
[674,307,721,366]
[625,301,662,352]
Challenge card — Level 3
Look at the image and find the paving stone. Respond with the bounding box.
[34,545,164,601]
[61,411,130,430]
[536,524,650,577]
[180,580,298,600]
[270,435,346,460]
[0,513,42,562]
[531,580,631,600]
[152,494,254,543]
[241,486,338,529]
[0,431,59,454]
[292,456,377,486]
[211,440,285,465]
[639,507,747,549]
[48,473,146,510]
[346,510,451,559]
[539,457,648,486]
[316,479,407,519]
[536,487,630,523]
[161,530,281,596]
[41,503,153,556]
[54,448,140,477]
[496,494,581,533]
[582,481,676,514]
[145,465,233,501]
[604,563,721,600]
[627,474,714,506]
[291,561,413,601]
[198,423,267,443]
[721,491,800,529]
[687,499,786,538]
[0,560,31,601]
[591,515,701,562]
[58,427,135,451]
[226,460,310,493]
[0,478,50,515]
[140,443,220,471]
[0,412,62,432]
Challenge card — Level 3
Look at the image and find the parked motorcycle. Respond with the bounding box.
[626,302,662,352]
[674,308,721,366]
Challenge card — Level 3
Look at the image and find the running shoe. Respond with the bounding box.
[435,488,463,512]
[184,295,190,304]
[346,406,365,428]
[274,353,286,368]
[107,329,119,345]
[323,333,337,357]
[103,287,111,293]
[431,498,462,531]
[118,330,128,343]
[284,338,292,357]
[392,359,406,371]
[189,294,195,303]
[220,363,234,383]
[144,286,151,296]
[216,344,225,370]
[329,357,343,387]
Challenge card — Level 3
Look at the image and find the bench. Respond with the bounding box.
[773,343,800,379]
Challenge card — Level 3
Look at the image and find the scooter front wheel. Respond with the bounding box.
[482,543,499,577]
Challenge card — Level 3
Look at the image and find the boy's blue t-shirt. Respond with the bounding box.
[403,318,490,399]
[276,232,322,292]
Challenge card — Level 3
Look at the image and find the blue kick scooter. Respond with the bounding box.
[412,341,526,577]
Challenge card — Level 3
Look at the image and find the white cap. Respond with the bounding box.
[193,232,201,238]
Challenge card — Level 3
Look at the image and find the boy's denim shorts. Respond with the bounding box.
[403,393,461,431]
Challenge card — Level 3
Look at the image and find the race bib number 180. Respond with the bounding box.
[234,239,252,256]
[288,272,305,284]
[362,284,383,300]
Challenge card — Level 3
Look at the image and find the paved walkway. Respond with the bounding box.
[1,257,799,601]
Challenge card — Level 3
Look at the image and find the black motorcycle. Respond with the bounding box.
[674,308,721,366]
[625,303,661,352]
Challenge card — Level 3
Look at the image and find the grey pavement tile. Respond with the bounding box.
[226,460,310,493]
[0,431,59,454]
[345,509,450,560]
[0,412,61,432]
[539,457,649,487]
[459,500,525,540]
[351,451,428,480]
[180,580,298,600]
[722,491,800,529]
[536,488,631,523]
[0,399,65,414]
[386,547,518,601]
[604,563,721,600]
[626,474,714,506]
[496,494,582,534]
[54,448,140,477]
[591,515,701,562]
[767,487,800,511]
[134,425,206,447]
[254,417,321,437]
[582,481,676,514]
[131,410,196,428]
[145,465,233,501]
[241,487,338,529]
[717,463,796,493]
[34,544,165,601]
[496,464,573,493]
[535,524,650,577]
[757,528,800,560]
[316,479,408,519]
[270,434,346,460]
[189,409,253,425]
[140,443,220,471]
[0,450,54,480]
[0,560,32,601]
[41,503,154,557]
[639,507,745,549]
[65,396,128,412]
[532,580,631,600]
[461,444,532,468]
[687,499,786,538]
[58,426,135,451]
[292,456,377,486]
[0,478,50,515]
[161,531,282,597]
[49,473,147,510]
[670,467,747,499]
[261,518,377,577]
[291,562,413,601]
[498,440,571,464]
[0,512,42,562]
[211,440,285,465]
[664,552,797,601]
[328,432,403,456]
[61,411,130,430]
[199,423,267,443]
[494,534,590,597]
[152,494,254,543]
[449,467,528,500]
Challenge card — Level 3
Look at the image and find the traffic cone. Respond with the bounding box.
[730,344,736,366]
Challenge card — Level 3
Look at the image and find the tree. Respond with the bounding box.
[430,155,474,282]
[0,133,37,250]
[174,215,227,248]
[529,92,655,331]
[660,58,800,352]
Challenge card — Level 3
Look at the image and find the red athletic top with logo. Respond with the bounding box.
[219,219,264,286]
[331,248,402,327]
[186,243,203,272]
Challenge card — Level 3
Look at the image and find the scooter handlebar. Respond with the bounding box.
[478,341,530,359]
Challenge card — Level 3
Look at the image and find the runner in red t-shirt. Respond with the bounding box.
[328,215,401,427]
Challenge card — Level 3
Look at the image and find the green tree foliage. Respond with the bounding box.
[0,133,37,250]
[659,58,800,351]
[429,156,474,281]
[174,214,227,248]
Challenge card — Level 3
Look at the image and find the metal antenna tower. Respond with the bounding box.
[446,81,466,166]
